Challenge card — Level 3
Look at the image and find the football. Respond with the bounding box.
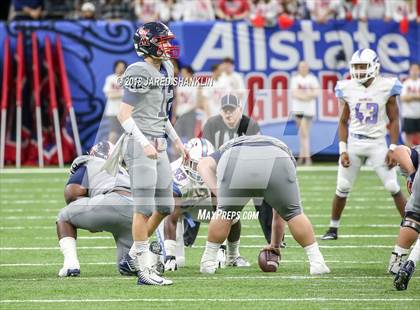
[258,249,280,272]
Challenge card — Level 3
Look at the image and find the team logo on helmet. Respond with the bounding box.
[89,141,114,160]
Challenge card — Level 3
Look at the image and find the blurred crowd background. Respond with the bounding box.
[1,0,419,25]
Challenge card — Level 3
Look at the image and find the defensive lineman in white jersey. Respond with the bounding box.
[322,48,407,240]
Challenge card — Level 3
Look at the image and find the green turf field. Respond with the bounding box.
[0,167,418,309]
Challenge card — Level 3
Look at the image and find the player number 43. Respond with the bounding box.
[355,102,378,124]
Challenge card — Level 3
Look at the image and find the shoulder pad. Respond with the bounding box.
[122,62,154,94]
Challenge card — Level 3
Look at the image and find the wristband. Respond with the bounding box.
[339,141,347,155]
[389,144,397,151]
[121,118,150,148]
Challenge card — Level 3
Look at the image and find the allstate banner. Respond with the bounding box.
[0,21,418,155]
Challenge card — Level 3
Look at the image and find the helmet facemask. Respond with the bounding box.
[183,156,203,184]
[152,36,180,60]
[349,61,379,84]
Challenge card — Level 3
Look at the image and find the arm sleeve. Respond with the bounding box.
[67,165,88,188]
[121,64,151,106]
[390,79,403,97]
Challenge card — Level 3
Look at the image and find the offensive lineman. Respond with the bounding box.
[56,142,133,277]
[387,145,420,290]
[163,138,250,271]
[322,49,406,240]
[198,135,330,275]
[117,22,186,286]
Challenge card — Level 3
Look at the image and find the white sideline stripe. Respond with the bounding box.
[0,166,376,174]
[0,245,397,250]
[0,298,417,304]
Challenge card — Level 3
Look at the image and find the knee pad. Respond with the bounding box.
[336,177,352,198]
[401,211,420,233]
[385,180,400,195]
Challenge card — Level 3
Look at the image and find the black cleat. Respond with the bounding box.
[394,260,415,291]
[321,227,338,240]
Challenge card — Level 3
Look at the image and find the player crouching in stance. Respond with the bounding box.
[117,22,186,286]
[198,135,330,275]
[56,141,133,277]
[322,49,406,240]
[387,145,420,290]
[163,138,250,271]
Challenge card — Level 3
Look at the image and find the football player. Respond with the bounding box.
[117,22,186,285]
[163,138,250,271]
[56,141,133,277]
[322,48,406,240]
[198,135,330,275]
[387,145,419,290]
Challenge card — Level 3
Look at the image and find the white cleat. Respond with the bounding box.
[58,266,80,277]
[137,268,173,286]
[200,260,218,274]
[227,256,251,267]
[310,262,330,275]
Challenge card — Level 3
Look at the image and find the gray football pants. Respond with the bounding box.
[124,138,174,217]
[217,145,302,221]
[57,192,133,265]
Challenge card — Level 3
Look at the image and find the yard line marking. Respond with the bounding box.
[0,260,389,267]
[2,275,419,281]
[27,234,397,241]
[0,245,397,251]
[0,298,418,304]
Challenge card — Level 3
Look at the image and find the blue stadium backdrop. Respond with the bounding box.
[0,20,419,157]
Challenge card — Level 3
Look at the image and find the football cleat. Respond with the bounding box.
[58,267,80,277]
[137,268,173,286]
[227,256,251,267]
[165,255,178,271]
[310,261,331,275]
[321,227,338,240]
[388,252,408,275]
[394,260,415,291]
[200,260,218,274]
[217,245,226,269]
[118,253,139,276]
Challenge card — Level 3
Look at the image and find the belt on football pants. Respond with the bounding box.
[351,133,376,140]
[144,134,167,152]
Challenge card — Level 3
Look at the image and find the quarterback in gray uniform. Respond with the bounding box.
[56,141,133,277]
[387,145,420,290]
[117,22,186,286]
[198,135,330,275]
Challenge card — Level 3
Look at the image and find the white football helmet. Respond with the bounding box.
[183,138,215,183]
[349,48,380,84]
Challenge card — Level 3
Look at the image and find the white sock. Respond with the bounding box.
[407,239,420,265]
[330,220,340,228]
[59,237,79,268]
[201,241,221,263]
[128,240,149,259]
[164,239,177,257]
[393,245,410,256]
[304,242,325,264]
[227,240,240,260]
